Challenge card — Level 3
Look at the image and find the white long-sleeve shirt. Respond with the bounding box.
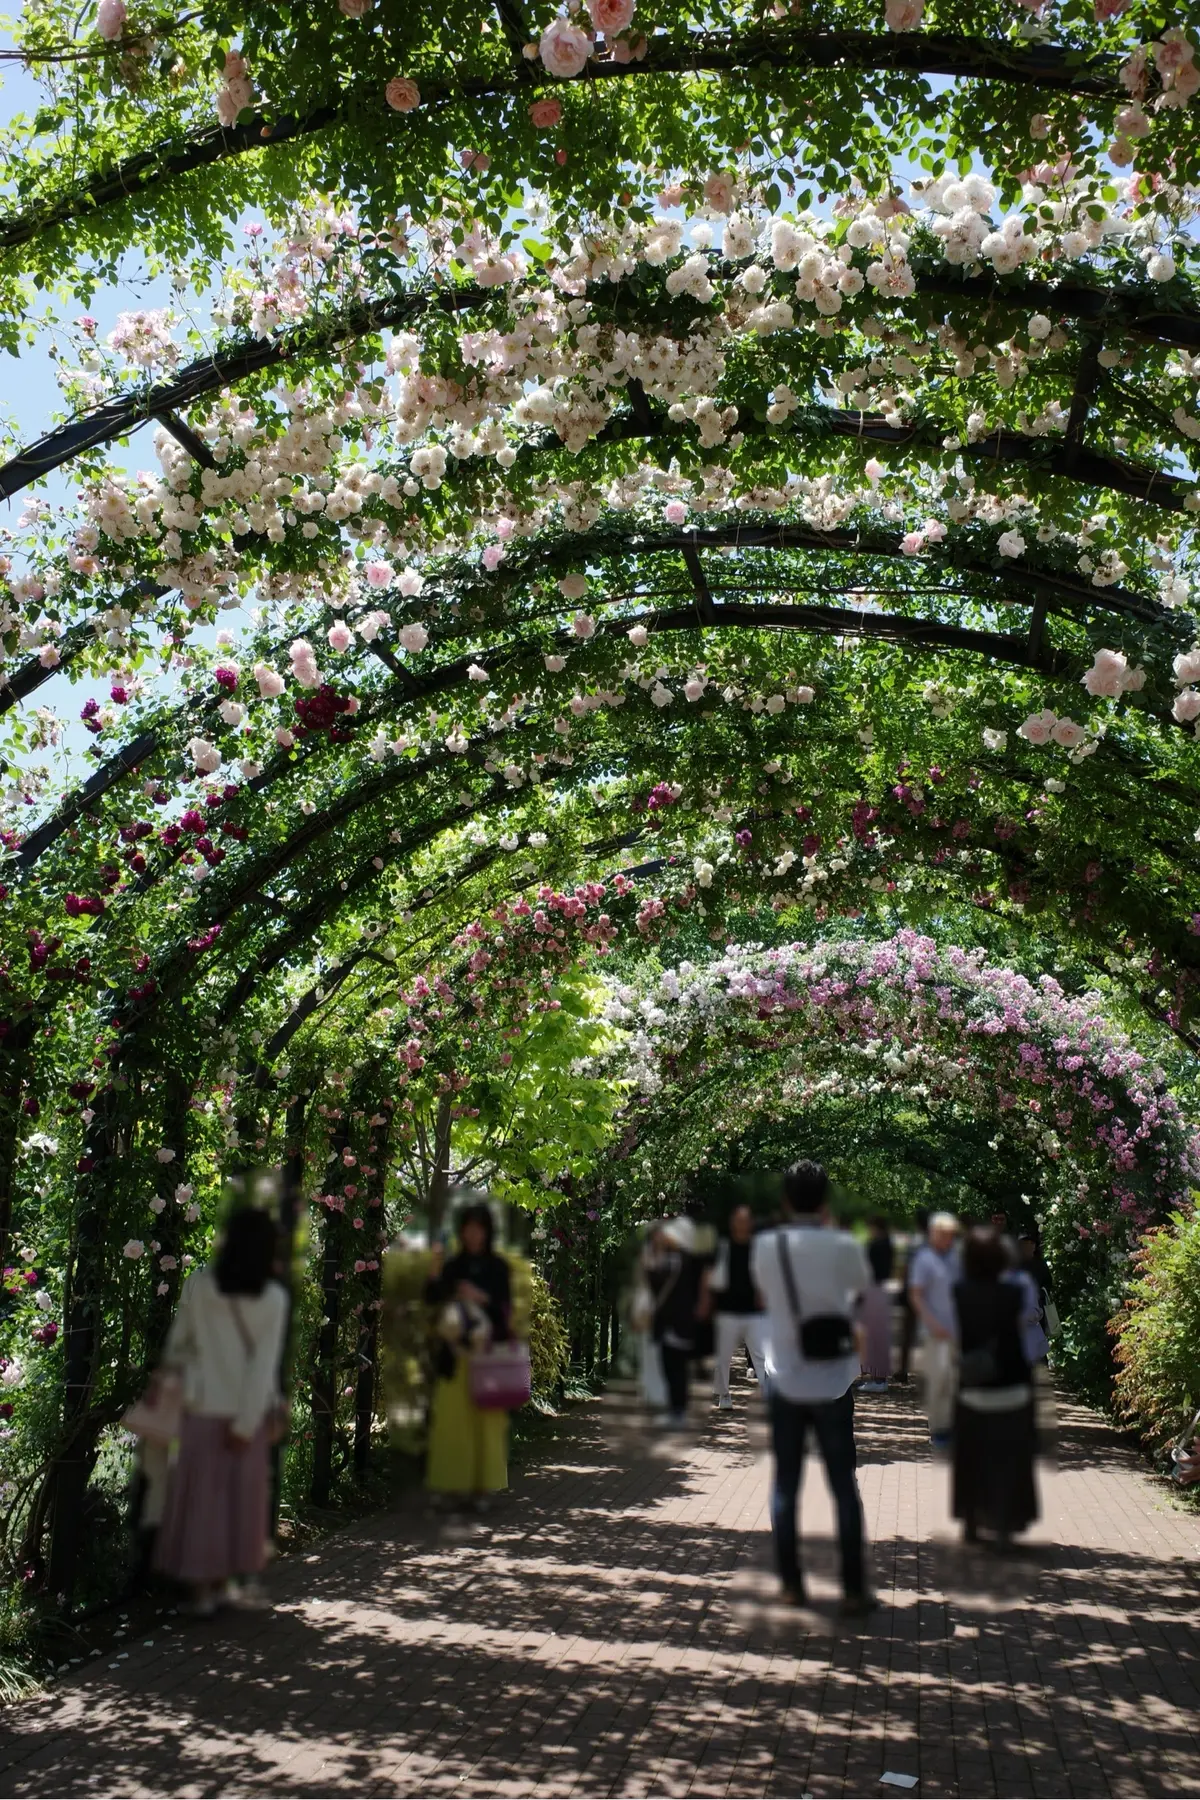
[163,1266,287,1440]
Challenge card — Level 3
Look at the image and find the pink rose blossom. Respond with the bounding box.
[327,621,353,653]
[385,77,421,112]
[1082,648,1144,699]
[539,17,591,78]
[664,499,688,525]
[96,0,126,39]
[572,613,596,639]
[1018,710,1056,746]
[885,0,924,29]
[586,0,635,34]
[364,561,393,588]
[482,544,506,570]
[703,173,735,214]
[529,98,563,127]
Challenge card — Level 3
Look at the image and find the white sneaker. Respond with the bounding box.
[715,1396,733,1410]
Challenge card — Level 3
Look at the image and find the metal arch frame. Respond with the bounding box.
[9,679,1200,1074]
[3,270,1199,508]
[9,523,1193,882]
[0,27,1126,258]
[2,476,1185,728]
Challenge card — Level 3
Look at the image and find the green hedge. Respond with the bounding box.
[1112,1207,1200,1451]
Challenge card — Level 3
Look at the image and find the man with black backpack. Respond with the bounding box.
[751,1159,874,1616]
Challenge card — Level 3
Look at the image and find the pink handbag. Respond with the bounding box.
[468,1341,531,1411]
[121,1372,184,1446]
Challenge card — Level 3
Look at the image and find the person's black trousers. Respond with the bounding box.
[768,1385,865,1597]
[660,1342,690,1416]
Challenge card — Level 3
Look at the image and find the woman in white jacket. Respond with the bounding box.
[153,1208,287,1614]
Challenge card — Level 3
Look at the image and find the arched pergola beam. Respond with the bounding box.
[588,401,1196,515]
[9,533,1184,886]
[0,29,1123,259]
[0,581,168,722]
[4,267,1198,508]
[476,519,1174,630]
[0,288,494,503]
[3,477,1173,757]
[1,579,1079,884]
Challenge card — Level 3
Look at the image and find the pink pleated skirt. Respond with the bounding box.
[861,1281,893,1381]
[153,1413,271,1585]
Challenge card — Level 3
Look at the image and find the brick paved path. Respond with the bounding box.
[2,1377,1199,1797]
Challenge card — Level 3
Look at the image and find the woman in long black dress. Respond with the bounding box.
[952,1226,1038,1547]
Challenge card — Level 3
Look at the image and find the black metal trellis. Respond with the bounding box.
[0,28,1124,257]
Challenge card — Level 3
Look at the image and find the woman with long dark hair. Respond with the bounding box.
[952,1226,1039,1548]
[153,1207,287,1614]
[424,1196,515,1508]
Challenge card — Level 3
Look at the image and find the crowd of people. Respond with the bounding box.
[635,1167,1079,1611]
[125,1171,1198,1624]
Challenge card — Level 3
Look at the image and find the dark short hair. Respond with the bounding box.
[962,1226,1008,1283]
[782,1159,829,1214]
[869,1215,889,1233]
[214,1207,278,1296]
[456,1200,495,1252]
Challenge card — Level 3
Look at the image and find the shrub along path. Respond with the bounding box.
[1,1375,1198,1797]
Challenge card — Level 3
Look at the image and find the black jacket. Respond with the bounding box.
[426,1249,512,1377]
[953,1278,1029,1388]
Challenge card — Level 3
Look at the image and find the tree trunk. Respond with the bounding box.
[426,1091,454,1240]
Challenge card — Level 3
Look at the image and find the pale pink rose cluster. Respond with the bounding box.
[216,51,254,128]
[1081,648,1145,699]
[289,638,321,688]
[1154,28,1200,108]
[900,519,947,557]
[1017,710,1088,749]
[186,735,222,773]
[254,663,285,698]
[96,0,126,40]
[1172,646,1200,723]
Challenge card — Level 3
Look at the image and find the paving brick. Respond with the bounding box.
[1,1380,1197,1797]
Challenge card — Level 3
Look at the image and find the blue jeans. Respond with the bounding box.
[768,1385,865,1597]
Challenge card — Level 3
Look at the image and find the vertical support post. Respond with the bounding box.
[270,1090,307,1531]
[47,1078,124,1598]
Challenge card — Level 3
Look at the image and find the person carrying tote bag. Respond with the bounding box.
[152,1208,288,1616]
[423,1193,525,1512]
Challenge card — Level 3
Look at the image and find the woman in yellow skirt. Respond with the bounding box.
[424,1200,513,1508]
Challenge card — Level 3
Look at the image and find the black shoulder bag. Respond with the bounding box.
[776,1229,855,1362]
